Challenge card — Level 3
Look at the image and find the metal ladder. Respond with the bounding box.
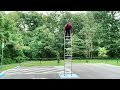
[64,34,72,76]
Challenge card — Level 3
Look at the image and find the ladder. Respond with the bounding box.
[64,34,72,76]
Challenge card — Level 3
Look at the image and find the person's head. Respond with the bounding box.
[67,22,71,27]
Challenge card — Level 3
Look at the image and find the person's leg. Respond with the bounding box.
[67,30,69,39]
[65,31,67,36]
[68,30,70,39]
[65,30,66,39]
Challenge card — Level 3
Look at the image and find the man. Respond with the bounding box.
[64,22,72,39]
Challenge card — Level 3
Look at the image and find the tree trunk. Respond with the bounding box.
[90,40,93,58]
[85,33,88,58]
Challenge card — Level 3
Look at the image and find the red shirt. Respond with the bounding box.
[64,23,72,33]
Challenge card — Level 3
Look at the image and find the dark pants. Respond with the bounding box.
[65,29,71,39]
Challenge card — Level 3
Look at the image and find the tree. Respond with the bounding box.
[93,11,120,58]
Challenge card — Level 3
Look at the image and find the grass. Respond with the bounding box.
[0,59,120,72]
[20,60,64,66]
[75,59,120,64]
[0,63,19,71]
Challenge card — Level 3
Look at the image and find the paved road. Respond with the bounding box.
[0,66,71,79]
[72,63,120,79]
[0,64,120,79]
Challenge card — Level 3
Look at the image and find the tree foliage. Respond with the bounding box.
[0,11,120,64]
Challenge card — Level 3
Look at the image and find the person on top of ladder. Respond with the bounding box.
[64,22,72,39]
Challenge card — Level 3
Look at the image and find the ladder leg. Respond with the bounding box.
[64,34,72,75]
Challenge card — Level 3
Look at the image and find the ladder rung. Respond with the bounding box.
[64,36,72,37]
[64,59,72,60]
[65,59,72,61]
[65,63,71,65]
[64,37,71,38]
[64,39,71,40]
[65,62,71,66]
[65,38,71,39]
[65,61,71,63]
[64,58,72,59]
[64,55,72,56]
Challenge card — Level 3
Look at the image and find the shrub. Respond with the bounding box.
[3,58,15,65]
[14,56,25,63]
[98,47,108,58]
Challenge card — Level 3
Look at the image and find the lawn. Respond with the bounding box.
[0,59,120,72]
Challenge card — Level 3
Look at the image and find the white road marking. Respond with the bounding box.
[2,67,72,75]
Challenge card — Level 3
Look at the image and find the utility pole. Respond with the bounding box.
[1,43,4,68]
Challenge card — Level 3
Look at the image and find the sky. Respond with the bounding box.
[4,11,87,14]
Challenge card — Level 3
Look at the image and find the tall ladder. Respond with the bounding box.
[64,34,72,76]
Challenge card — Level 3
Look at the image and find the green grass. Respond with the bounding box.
[0,63,19,71]
[20,60,64,66]
[0,59,120,72]
[73,59,120,66]
[73,59,120,65]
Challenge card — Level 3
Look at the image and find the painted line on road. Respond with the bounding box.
[59,73,80,79]
[0,73,5,77]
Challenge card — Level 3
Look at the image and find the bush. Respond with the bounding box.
[3,58,15,65]
[14,56,25,63]
[98,47,108,58]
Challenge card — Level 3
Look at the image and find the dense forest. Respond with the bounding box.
[0,11,120,64]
